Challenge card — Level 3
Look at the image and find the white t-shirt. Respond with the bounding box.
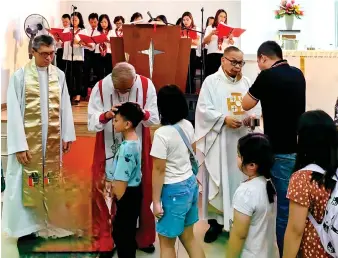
[232,176,279,258]
[204,25,234,55]
[150,119,194,184]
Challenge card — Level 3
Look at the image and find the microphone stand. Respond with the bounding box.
[200,7,205,83]
[70,6,76,102]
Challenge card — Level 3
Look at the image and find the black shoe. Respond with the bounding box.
[138,244,155,253]
[204,223,223,243]
[98,249,115,258]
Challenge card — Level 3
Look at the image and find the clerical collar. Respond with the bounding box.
[224,71,242,83]
[271,60,288,68]
[36,66,48,71]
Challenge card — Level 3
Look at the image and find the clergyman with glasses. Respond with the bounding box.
[87,62,160,256]
[1,35,75,258]
[195,46,262,243]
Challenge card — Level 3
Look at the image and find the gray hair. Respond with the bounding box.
[32,35,55,51]
[111,62,136,86]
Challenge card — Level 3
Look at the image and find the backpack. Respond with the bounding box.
[301,164,338,257]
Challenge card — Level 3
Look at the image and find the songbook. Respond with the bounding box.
[181,29,198,40]
[217,23,246,38]
[78,34,108,44]
[47,28,64,35]
[57,32,72,42]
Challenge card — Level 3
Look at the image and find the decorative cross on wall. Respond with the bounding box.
[138,38,164,80]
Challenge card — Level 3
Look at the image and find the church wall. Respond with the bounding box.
[241,0,336,55]
[59,0,241,40]
[0,0,60,104]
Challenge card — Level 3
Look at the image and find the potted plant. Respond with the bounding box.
[275,0,304,30]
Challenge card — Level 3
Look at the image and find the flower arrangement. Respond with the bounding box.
[275,0,304,19]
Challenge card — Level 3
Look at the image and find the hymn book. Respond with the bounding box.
[78,34,108,44]
[217,23,246,38]
[47,28,73,42]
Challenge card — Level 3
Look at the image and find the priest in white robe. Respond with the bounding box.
[195,46,261,243]
[1,35,76,258]
[88,62,160,255]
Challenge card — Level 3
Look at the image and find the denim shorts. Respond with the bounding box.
[156,175,199,238]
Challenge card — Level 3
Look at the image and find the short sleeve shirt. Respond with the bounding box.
[287,170,331,258]
[106,140,142,187]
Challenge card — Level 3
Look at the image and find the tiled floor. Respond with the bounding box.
[18,220,228,257]
[134,219,228,258]
[16,196,229,257]
[18,220,228,258]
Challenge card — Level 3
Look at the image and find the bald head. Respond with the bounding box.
[112,62,136,93]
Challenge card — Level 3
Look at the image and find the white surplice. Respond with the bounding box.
[2,66,76,238]
[195,67,262,231]
[88,73,160,161]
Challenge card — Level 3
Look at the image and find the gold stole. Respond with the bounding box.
[23,58,61,207]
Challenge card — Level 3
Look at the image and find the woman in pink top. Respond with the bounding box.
[283,110,338,258]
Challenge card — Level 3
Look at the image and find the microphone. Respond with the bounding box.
[201,7,204,12]
[72,5,77,10]
[147,11,154,21]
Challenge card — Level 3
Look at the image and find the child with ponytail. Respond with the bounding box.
[226,133,280,258]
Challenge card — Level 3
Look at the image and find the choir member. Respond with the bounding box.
[56,14,70,72]
[1,35,75,258]
[93,14,114,81]
[204,9,234,77]
[130,12,143,23]
[113,16,125,37]
[83,13,99,98]
[181,12,200,94]
[62,12,94,105]
[88,62,160,255]
[176,18,182,25]
[155,15,168,24]
[203,16,214,71]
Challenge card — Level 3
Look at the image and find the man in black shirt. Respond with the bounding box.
[242,41,306,257]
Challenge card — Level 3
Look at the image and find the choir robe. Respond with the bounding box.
[2,66,76,238]
[195,67,262,231]
[88,73,160,252]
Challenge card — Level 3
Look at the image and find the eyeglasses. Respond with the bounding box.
[36,51,55,58]
[223,56,245,67]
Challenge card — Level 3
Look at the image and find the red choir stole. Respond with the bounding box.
[91,76,155,252]
[217,23,227,50]
[99,30,109,57]
[70,28,81,47]
[180,26,197,40]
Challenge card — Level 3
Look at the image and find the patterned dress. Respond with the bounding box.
[287,170,332,258]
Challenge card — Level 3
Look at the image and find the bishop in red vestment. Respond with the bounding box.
[88,62,160,255]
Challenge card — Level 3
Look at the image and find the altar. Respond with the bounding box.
[243,50,338,118]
